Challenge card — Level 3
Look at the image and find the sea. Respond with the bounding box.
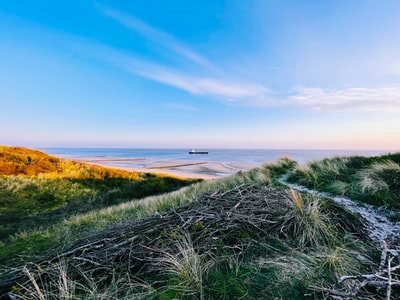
[42,148,391,168]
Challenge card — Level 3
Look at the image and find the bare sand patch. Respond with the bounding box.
[60,156,258,179]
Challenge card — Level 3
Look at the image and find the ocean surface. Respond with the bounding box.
[42,148,390,166]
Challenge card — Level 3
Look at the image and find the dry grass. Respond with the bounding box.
[155,232,214,299]
[0,155,381,299]
[319,247,359,282]
[358,161,400,194]
[0,145,142,180]
[291,188,304,216]
[280,189,335,249]
[287,153,400,212]
[14,260,157,300]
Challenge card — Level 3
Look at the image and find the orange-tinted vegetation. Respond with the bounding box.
[0,146,140,179]
[0,145,198,241]
[0,146,60,176]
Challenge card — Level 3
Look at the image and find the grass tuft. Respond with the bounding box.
[287,153,400,211]
[358,161,400,194]
[0,149,389,299]
[319,247,359,283]
[281,189,336,249]
[156,232,214,299]
[16,261,157,300]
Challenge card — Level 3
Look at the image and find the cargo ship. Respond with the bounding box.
[188,149,209,154]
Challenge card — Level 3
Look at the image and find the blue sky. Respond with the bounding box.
[1,0,399,149]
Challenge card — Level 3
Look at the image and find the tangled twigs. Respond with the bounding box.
[0,184,294,297]
[0,183,374,299]
[309,241,400,299]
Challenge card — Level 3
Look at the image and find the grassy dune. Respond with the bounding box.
[0,146,199,240]
[286,153,400,217]
[1,149,399,299]
[0,146,62,176]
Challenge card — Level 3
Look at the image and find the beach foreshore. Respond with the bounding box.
[59,155,259,179]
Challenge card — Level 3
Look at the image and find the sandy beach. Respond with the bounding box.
[63,156,259,179]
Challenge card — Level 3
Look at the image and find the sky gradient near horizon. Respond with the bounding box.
[1,0,400,150]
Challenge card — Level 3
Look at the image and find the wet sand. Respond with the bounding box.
[62,156,259,179]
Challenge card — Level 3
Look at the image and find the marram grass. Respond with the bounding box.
[155,232,214,300]
[280,189,336,249]
[0,167,271,266]
[287,152,400,211]
[0,151,383,299]
[358,161,400,194]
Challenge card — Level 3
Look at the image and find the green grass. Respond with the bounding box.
[287,152,400,212]
[0,173,198,241]
[0,167,271,266]
[9,231,373,300]
[356,161,400,206]
[0,146,199,240]
[0,150,386,299]
[155,232,214,300]
[262,156,298,183]
[280,189,336,249]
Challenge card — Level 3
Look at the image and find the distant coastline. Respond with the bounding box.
[43,148,391,164]
[42,148,391,179]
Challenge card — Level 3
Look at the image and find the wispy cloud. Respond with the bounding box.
[96,6,275,106]
[136,67,269,98]
[97,6,400,113]
[289,86,400,112]
[92,44,400,111]
[100,7,215,70]
[80,43,271,103]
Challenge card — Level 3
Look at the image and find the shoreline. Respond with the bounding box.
[58,155,259,179]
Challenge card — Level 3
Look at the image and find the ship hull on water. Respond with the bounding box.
[189,151,209,154]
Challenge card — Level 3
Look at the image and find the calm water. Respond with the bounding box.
[43,148,390,165]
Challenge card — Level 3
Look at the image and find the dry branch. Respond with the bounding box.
[310,241,400,299]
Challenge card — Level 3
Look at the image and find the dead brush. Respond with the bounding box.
[14,261,76,300]
[11,259,157,300]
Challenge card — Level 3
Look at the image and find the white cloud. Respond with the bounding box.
[98,45,400,111]
[99,6,400,112]
[80,43,271,105]
[289,86,400,112]
[138,68,268,98]
[100,7,214,70]
[97,6,276,106]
